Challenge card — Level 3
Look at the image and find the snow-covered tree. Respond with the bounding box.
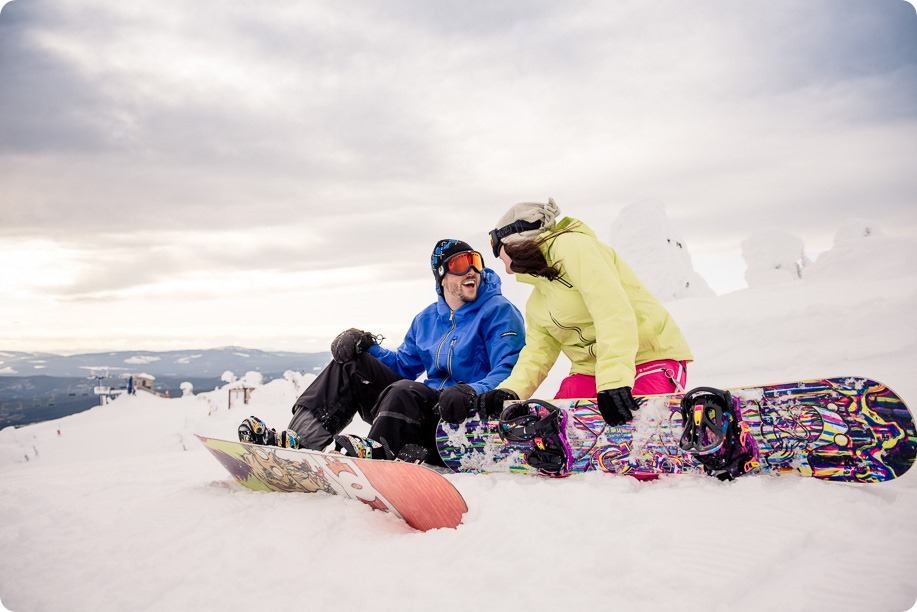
[609,200,715,301]
[806,219,912,282]
[240,371,264,387]
[741,228,811,288]
[283,370,306,393]
[833,218,884,246]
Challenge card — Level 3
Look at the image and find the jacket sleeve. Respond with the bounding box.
[556,232,639,390]
[497,294,562,399]
[466,298,526,395]
[366,315,426,381]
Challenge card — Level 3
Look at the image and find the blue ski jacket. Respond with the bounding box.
[367,269,525,394]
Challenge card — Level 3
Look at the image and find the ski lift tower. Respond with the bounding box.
[88,368,125,405]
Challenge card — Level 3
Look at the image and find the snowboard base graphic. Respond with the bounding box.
[436,377,916,483]
[198,436,467,531]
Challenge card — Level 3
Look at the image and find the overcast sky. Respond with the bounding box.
[2,0,916,355]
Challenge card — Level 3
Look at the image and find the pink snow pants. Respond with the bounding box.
[553,359,689,399]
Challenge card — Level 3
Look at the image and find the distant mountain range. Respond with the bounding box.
[0,347,331,429]
[0,346,331,379]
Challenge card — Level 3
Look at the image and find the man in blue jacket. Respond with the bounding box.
[238,239,525,465]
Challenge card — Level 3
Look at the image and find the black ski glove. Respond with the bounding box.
[330,328,376,364]
[437,384,478,424]
[478,388,519,419]
[597,387,639,427]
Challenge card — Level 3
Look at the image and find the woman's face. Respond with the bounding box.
[498,245,514,274]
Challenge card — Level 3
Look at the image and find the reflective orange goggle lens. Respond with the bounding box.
[445,251,484,275]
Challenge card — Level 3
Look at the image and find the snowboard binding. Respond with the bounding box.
[239,416,273,445]
[678,387,760,481]
[334,435,429,464]
[498,400,573,477]
[238,416,300,448]
[334,434,393,460]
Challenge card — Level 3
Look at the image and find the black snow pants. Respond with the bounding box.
[287,353,444,465]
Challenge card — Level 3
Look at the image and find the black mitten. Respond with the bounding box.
[330,328,375,363]
[597,387,639,426]
[478,388,519,419]
[437,384,478,423]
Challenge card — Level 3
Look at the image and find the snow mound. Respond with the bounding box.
[807,222,915,283]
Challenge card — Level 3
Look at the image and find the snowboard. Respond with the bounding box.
[436,377,916,483]
[197,435,467,531]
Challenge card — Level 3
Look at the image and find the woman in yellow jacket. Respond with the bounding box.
[480,198,694,427]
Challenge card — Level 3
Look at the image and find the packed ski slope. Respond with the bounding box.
[1,231,916,612]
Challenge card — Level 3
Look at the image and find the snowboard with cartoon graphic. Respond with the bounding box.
[436,377,915,483]
[198,436,467,530]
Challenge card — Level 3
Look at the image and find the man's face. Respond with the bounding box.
[441,269,480,305]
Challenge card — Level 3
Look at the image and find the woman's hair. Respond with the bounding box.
[503,221,582,281]
[503,240,562,280]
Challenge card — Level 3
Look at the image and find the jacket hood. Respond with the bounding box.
[515,217,592,286]
[542,216,595,242]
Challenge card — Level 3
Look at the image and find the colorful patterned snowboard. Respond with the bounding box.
[436,377,916,483]
[198,435,467,531]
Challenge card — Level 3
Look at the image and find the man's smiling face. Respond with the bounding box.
[441,269,480,307]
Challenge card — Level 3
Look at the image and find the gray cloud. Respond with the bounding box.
[0,2,111,153]
[1,0,916,307]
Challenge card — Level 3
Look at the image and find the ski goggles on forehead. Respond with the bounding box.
[444,250,484,275]
[489,219,542,257]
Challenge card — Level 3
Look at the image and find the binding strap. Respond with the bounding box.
[679,387,732,455]
[498,400,563,442]
[498,400,572,476]
[678,387,758,480]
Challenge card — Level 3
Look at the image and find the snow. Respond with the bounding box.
[2,230,917,612]
[123,356,161,365]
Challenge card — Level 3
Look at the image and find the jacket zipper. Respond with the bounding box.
[444,337,457,388]
[435,310,457,389]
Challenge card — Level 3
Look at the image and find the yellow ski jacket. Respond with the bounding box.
[498,218,693,398]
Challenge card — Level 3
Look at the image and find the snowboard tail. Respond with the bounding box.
[436,377,916,483]
[198,435,467,531]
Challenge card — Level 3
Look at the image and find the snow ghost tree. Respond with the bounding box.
[221,371,237,384]
[833,218,884,246]
[806,219,909,282]
[608,200,714,301]
[180,382,194,397]
[240,371,264,387]
[283,370,307,393]
[741,228,811,288]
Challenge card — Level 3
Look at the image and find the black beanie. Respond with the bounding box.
[431,239,475,294]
